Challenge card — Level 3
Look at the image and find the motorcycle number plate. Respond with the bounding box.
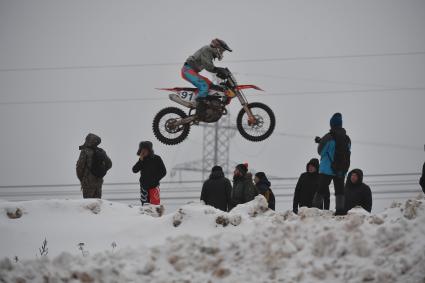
[178,91,196,102]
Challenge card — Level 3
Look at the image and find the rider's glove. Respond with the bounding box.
[314,136,321,143]
[214,67,229,79]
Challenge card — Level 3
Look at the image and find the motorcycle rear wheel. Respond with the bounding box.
[153,107,190,145]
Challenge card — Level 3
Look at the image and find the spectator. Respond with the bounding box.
[132,141,166,205]
[231,163,258,209]
[420,162,425,194]
[344,169,372,213]
[312,113,351,215]
[254,172,275,210]
[292,158,319,214]
[76,133,112,199]
[200,166,232,211]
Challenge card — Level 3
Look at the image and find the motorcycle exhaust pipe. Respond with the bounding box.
[169,93,196,109]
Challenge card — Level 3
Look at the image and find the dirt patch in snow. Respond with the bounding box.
[5,207,23,219]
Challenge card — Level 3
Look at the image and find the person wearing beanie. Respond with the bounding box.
[200,166,232,211]
[254,172,275,210]
[330,112,343,128]
[292,158,320,214]
[236,163,249,175]
[344,169,372,213]
[132,141,167,205]
[231,163,258,209]
[313,113,351,215]
[137,141,153,156]
[76,133,112,199]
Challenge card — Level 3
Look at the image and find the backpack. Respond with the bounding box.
[330,131,351,175]
[265,189,276,210]
[90,148,109,178]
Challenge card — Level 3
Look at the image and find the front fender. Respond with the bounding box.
[235,85,263,91]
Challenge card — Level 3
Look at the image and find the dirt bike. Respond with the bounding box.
[152,68,276,145]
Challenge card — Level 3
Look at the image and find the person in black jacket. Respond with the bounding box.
[200,166,232,211]
[254,172,275,210]
[344,168,372,213]
[420,162,425,194]
[231,163,258,209]
[293,158,320,214]
[132,141,167,205]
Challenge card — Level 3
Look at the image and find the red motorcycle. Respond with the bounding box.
[153,68,275,145]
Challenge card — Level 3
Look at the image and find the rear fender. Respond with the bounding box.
[156,87,199,94]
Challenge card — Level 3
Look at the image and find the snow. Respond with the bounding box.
[1,195,425,282]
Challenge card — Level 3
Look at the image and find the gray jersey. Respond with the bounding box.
[185,45,220,72]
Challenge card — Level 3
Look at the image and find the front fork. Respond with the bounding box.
[237,92,257,126]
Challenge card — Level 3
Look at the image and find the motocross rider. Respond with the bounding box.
[181,38,232,119]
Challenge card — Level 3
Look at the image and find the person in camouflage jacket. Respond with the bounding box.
[76,133,112,198]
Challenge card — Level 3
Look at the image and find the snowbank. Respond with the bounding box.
[1,195,425,282]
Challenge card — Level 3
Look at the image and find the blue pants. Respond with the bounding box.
[181,65,212,99]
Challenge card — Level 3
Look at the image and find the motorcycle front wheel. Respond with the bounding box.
[236,102,275,142]
[153,107,190,145]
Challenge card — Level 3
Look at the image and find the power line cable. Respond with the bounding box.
[262,87,425,97]
[276,132,423,151]
[0,173,420,189]
[1,51,424,73]
[237,72,410,89]
[0,62,181,73]
[0,96,165,105]
[1,86,424,105]
[353,139,425,151]
[228,51,425,63]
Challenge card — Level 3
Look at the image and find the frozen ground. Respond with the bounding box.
[0,195,424,282]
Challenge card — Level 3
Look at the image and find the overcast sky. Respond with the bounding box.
[0,0,424,187]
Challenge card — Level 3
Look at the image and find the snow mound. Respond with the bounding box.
[1,196,425,282]
[172,195,269,228]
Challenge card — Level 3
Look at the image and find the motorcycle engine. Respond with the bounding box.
[203,99,224,123]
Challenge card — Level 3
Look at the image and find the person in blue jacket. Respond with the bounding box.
[312,113,351,215]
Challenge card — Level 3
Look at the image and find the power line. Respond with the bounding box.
[263,87,425,97]
[228,51,425,63]
[1,51,424,73]
[1,86,424,105]
[276,132,423,151]
[237,72,410,89]
[353,140,425,151]
[0,62,181,73]
[0,96,165,105]
[0,180,201,189]
[270,172,421,181]
[0,173,420,189]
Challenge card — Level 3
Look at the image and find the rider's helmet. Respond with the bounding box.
[210,38,232,61]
